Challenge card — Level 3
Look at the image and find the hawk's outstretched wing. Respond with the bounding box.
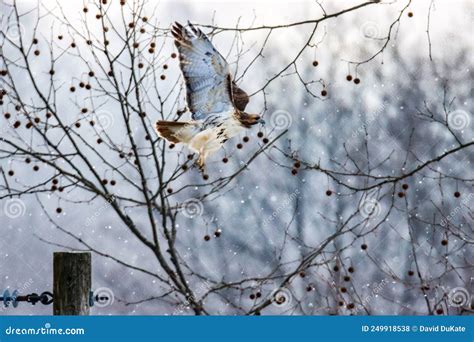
[231,80,249,112]
[171,22,249,120]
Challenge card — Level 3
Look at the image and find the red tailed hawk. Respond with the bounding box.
[155,21,264,173]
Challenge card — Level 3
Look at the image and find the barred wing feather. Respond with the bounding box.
[171,22,249,119]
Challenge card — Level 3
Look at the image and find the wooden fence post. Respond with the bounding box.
[53,252,91,315]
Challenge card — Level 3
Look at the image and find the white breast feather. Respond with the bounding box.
[189,116,243,157]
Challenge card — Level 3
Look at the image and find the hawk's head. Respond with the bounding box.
[238,112,265,128]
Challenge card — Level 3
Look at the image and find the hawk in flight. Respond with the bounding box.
[155,22,263,173]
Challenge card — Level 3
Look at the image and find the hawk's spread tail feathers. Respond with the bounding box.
[155,121,199,144]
